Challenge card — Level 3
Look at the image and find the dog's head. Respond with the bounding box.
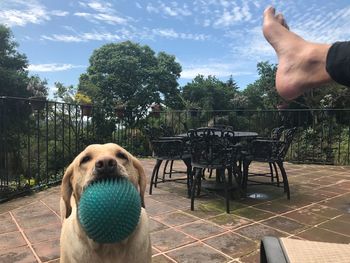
[60,143,147,220]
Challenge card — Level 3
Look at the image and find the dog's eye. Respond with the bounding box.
[80,155,91,164]
[116,152,128,160]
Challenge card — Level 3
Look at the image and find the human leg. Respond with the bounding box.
[263,6,332,100]
[326,41,350,87]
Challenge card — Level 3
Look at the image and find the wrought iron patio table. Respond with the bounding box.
[153,131,259,196]
[178,130,258,180]
[184,130,258,192]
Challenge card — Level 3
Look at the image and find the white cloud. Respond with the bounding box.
[81,32,121,41]
[41,31,123,42]
[41,34,84,42]
[224,3,350,65]
[74,12,128,25]
[28,63,85,72]
[228,26,275,61]
[214,3,252,27]
[87,2,113,13]
[42,26,208,43]
[193,0,254,28]
[146,1,192,17]
[146,5,158,14]
[50,10,69,17]
[0,10,45,27]
[181,62,254,79]
[0,0,68,27]
[152,28,209,41]
[290,5,350,43]
[76,0,131,25]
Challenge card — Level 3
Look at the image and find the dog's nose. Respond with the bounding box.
[95,157,117,176]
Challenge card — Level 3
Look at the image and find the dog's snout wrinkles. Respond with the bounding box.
[95,157,117,175]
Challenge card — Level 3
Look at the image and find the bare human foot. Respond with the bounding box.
[263,6,332,100]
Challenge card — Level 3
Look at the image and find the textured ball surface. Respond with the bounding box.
[78,177,141,244]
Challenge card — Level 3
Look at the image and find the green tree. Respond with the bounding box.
[0,25,48,98]
[0,25,29,97]
[226,75,240,93]
[243,61,279,109]
[78,41,182,119]
[156,52,183,109]
[0,25,50,185]
[26,75,48,97]
[53,82,76,103]
[181,75,238,111]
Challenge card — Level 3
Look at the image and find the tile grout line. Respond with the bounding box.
[9,211,42,263]
[153,214,232,259]
[39,200,61,220]
[162,253,178,262]
[152,252,178,262]
[151,202,299,245]
[254,189,347,218]
[186,189,347,241]
[227,221,294,241]
[151,209,228,234]
[295,214,350,239]
[154,239,235,262]
[150,215,235,260]
[149,183,348,245]
[260,191,350,238]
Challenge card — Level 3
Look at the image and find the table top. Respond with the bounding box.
[232,131,258,137]
[175,131,258,138]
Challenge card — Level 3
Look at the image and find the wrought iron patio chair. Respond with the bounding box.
[149,137,192,195]
[144,124,186,182]
[206,125,235,178]
[188,127,241,213]
[242,127,297,199]
[255,126,285,185]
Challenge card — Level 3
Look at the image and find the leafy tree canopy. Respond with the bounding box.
[53,82,75,103]
[243,61,279,109]
[78,41,182,118]
[0,25,29,97]
[181,75,239,111]
[0,25,48,98]
[26,75,48,97]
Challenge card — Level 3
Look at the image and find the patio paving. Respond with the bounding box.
[0,159,349,263]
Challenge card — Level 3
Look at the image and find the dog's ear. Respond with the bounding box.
[132,157,147,208]
[60,162,74,220]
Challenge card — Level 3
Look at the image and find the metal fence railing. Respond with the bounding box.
[1,96,349,201]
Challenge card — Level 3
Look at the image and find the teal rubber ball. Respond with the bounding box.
[78,177,141,244]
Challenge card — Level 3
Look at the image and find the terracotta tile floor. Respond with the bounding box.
[0,159,349,263]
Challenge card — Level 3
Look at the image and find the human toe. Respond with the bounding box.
[275,13,290,30]
[263,6,276,21]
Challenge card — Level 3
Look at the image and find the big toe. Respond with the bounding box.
[263,6,276,22]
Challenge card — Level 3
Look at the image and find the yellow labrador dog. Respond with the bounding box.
[60,143,151,263]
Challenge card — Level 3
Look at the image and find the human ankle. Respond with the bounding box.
[304,43,332,84]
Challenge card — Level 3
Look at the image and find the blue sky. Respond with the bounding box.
[1,0,350,97]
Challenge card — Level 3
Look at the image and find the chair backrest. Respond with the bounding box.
[143,126,162,141]
[159,124,175,137]
[278,127,297,159]
[271,126,284,140]
[151,138,186,160]
[210,124,234,131]
[187,127,235,168]
[143,125,175,141]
